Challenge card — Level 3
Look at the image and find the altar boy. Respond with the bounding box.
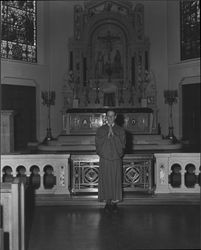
[95,109,126,212]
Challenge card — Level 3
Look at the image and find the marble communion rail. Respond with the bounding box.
[0,153,200,198]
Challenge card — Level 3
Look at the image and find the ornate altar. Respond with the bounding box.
[62,0,157,111]
[37,0,183,154]
[63,107,156,134]
[51,106,165,153]
[59,0,160,152]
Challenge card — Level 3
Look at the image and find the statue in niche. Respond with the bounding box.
[112,49,123,78]
[104,1,112,11]
[95,51,104,77]
[88,8,96,17]
[104,59,112,82]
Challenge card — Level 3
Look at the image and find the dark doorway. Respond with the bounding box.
[1,84,36,151]
[182,83,200,152]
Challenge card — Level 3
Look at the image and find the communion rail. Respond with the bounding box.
[1,153,200,196]
[0,154,70,195]
[154,153,201,193]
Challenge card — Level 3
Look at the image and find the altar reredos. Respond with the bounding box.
[63,0,157,110]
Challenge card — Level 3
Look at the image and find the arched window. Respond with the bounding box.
[180,0,200,60]
[1,0,37,63]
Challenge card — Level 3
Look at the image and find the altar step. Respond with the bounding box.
[35,193,200,206]
[52,134,170,145]
[38,134,182,152]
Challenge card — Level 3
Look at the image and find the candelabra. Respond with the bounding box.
[41,90,56,144]
[164,89,178,143]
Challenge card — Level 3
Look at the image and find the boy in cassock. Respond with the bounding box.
[95,110,126,212]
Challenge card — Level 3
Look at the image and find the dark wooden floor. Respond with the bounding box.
[28,205,200,250]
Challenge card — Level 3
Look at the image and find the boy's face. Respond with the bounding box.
[107,111,116,125]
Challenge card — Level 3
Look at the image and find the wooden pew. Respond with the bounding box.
[0,183,25,250]
[0,205,3,250]
[0,228,3,250]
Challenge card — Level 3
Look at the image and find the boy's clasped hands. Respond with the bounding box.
[108,125,114,138]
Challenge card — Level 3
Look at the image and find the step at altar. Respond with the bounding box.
[38,134,182,151]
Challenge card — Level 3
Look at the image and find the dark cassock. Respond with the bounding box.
[95,123,126,202]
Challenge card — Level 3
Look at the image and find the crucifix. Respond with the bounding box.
[98,30,120,82]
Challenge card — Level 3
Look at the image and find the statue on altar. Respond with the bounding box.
[112,49,123,78]
[95,51,104,78]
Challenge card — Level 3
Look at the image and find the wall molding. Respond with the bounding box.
[168,59,200,69]
[180,75,201,85]
[1,76,37,87]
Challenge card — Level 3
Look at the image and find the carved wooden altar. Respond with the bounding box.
[62,0,157,111]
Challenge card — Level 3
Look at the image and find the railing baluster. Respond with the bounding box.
[1,154,70,195]
[155,153,200,193]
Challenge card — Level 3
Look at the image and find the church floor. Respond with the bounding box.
[27,205,200,250]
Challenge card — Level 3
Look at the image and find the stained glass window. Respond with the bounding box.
[1,1,37,63]
[180,0,200,60]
